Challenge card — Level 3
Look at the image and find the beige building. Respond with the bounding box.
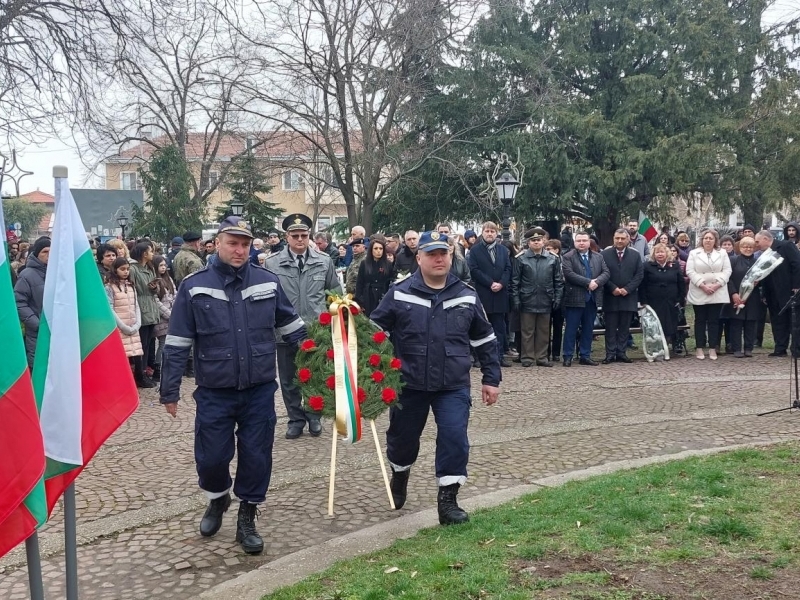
[103,131,349,231]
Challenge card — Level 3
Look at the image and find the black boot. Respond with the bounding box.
[135,374,156,389]
[390,468,410,509]
[235,502,263,554]
[199,494,231,537]
[151,366,161,381]
[437,483,469,525]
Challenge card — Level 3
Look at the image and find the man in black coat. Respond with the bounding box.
[560,231,610,366]
[600,229,644,363]
[754,230,800,356]
[394,230,420,274]
[467,222,512,367]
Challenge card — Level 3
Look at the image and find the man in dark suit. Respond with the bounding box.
[754,230,800,356]
[600,229,644,363]
[561,231,611,366]
[467,221,513,367]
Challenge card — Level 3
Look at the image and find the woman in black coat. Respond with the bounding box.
[639,243,686,349]
[720,237,759,357]
[355,236,395,316]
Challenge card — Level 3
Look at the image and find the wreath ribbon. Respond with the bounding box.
[329,294,362,443]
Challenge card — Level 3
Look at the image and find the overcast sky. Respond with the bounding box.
[3,1,797,198]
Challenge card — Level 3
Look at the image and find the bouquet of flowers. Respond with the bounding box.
[736,249,783,313]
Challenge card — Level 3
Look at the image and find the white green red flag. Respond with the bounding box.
[0,198,46,559]
[638,211,658,242]
[31,174,139,515]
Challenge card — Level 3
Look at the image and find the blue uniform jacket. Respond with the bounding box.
[370,271,501,391]
[159,260,307,403]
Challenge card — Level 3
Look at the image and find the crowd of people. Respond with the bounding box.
[10,217,800,391]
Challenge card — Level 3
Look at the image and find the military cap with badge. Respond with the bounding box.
[217,216,254,238]
[417,230,450,252]
[282,213,313,232]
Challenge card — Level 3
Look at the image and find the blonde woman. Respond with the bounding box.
[108,238,130,259]
[686,230,732,360]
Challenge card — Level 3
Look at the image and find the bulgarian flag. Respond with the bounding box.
[0,198,46,559]
[31,171,139,516]
[638,211,658,242]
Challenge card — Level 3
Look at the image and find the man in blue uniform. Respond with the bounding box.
[159,216,307,554]
[370,231,501,525]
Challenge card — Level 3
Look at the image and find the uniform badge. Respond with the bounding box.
[431,232,440,240]
[239,220,249,229]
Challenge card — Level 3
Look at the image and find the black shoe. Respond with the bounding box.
[235,502,263,554]
[390,468,410,509]
[285,426,303,439]
[563,357,572,367]
[151,367,161,381]
[135,376,156,389]
[601,357,615,364]
[512,357,522,363]
[199,494,231,537]
[308,420,322,437]
[744,351,753,357]
[536,360,553,367]
[579,358,599,366]
[521,359,534,367]
[551,356,561,363]
[616,355,632,363]
[769,351,787,357]
[437,484,469,525]
[733,351,744,358]
[472,361,481,369]
[500,358,513,367]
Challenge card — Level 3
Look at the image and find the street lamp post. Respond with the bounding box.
[116,209,129,240]
[495,172,519,242]
[230,199,244,218]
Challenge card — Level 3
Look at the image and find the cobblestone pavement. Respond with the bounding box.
[2,351,800,598]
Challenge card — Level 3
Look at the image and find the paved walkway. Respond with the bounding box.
[2,352,800,598]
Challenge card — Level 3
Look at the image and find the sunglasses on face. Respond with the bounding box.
[289,233,309,239]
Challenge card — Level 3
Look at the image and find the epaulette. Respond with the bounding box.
[181,265,208,282]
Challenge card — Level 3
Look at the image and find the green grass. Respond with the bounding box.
[263,443,800,599]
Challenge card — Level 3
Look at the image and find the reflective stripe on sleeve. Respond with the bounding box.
[241,282,278,300]
[188,287,229,301]
[165,335,193,348]
[276,317,305,337]
[470,333,497,348]
[394,291,432,308]
[442,295,477,310]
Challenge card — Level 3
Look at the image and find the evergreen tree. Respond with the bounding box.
[215,152,280,236]
[2,198,47,240]
[131,145,203,241]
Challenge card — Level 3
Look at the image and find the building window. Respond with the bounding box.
[209,171,219,188]
[120,172,141,190]
[316,216,332,230]
[282,170,303,191]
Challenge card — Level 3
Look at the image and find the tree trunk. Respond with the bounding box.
[593,208,619,248]
[741,197,765,230]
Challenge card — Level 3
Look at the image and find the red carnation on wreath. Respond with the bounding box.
[295,300,404,421]
[298,368,312,383]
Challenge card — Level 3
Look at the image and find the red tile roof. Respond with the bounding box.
[111,131,348,163]
[20,190,55,204]
[38,213,53,232]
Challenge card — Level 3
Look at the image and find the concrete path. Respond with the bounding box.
[1,352,799,599]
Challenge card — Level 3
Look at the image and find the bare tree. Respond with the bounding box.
[223,0,484,233]
[81,0,261,208]
[0,0,114,145]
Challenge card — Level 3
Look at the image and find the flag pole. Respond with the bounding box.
[25,534,45,600]
[64,483,79,600]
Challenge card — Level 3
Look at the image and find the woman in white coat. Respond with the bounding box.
[686,230,732,360]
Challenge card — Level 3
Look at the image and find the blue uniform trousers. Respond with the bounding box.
[563,297,597,360]
[386,388,471,482]
[193,381,278,504]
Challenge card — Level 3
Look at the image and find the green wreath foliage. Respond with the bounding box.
[294,308,404,421]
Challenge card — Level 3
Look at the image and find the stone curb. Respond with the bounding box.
[199,440,788,600]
